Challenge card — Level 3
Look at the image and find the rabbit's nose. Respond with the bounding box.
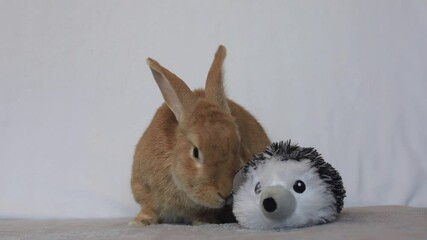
[217,192,233,204]
[217,192,230,200]
[217,180,233,197]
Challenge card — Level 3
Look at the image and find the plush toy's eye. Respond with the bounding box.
[293,180,306,193]
[254,182,261,194]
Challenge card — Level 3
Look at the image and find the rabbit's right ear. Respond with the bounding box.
[147,58,196,122]
[205,45,230,113]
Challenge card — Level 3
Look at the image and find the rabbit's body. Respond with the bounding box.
[131,46,270,225]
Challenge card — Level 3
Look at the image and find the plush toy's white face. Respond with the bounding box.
[233,155,339,230]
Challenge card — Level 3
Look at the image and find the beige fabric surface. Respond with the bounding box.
[1,206,427,240]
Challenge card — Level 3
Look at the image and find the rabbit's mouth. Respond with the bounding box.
[189,190,227,209]
[218,192,234,205]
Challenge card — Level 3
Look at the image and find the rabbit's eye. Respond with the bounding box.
[191,146,203,165]
[192,147,199,159]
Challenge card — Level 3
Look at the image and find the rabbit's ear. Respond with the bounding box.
[205,45,230,113]
[147,58,196,122]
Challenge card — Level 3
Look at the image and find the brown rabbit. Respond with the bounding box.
[131,45,270,225]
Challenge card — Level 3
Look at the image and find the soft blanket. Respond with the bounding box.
[1,206,426,240]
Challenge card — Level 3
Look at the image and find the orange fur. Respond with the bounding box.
[131,45,270,225]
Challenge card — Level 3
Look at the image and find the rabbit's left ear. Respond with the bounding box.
[205,45,230,113]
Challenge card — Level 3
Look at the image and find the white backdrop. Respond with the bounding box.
[1,0,426,219]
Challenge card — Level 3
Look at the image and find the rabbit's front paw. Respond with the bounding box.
[130,209,159,226]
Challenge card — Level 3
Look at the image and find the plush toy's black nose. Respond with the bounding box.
[263,197,277,213]
[260,186,296,221]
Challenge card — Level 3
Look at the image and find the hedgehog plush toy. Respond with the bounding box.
[232,140,346,230]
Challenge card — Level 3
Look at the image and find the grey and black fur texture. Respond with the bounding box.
[243,140,346,213]
[233,140,346,229]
